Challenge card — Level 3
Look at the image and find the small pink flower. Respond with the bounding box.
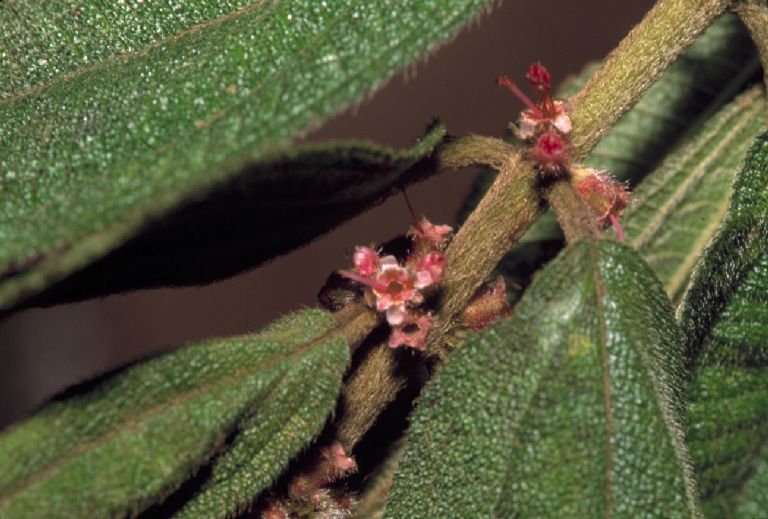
[262,505,288,519]
[519,100,572,139]
[409,216,453,246]
[498,63,572,140]
[572,167,631,242]
[389,313,433,350]
[531,132,569,176]
[372,260,420,312]
[320,442,357,477]
[415,251,446,288]
[353,246,380,277]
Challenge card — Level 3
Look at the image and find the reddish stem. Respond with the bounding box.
[609,214,625,243]
[402,190,420,226]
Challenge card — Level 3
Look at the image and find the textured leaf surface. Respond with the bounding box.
[0,0,488,310]
[678,131,768,518]
[623,87,766,303]
[0,309,349,519]
[16,125,445,309]
[458,14,758,291]
[384,239,698,518]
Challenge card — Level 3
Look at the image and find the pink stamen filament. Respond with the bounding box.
[497,76,543,117]
[338,270,389,293]
[609,214,625,243]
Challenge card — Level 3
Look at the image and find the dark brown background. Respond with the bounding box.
[0,0,655,429]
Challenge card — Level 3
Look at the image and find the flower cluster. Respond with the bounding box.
[339,212,451,351]
[498,63,631,241]
[262,441,357,518]
[498,63,573,177]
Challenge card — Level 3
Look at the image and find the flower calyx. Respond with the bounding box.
[572,166,631,242]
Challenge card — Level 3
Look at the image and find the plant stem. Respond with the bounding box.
[545,180,601,243]
[734,0,768,90]
[570,0,732,159]
[328,0,735,471]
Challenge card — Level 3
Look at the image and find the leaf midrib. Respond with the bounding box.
[0,0,273,106]
[589,240,615,519]
[0,321,343,506]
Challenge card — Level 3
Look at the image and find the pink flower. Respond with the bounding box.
[320,442,357,478]
[415,251,446,287]
[352,246,380,276]
[339,256,422,326]
[389,313,433,350]
[572,167,631,242]
[531,132,569,176]
[409,216,453,246]
[519,100,572,139]
[262,505,288,519]
[498,63,572,140]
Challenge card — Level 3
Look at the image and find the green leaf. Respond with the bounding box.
[678,130,768,518]
[384,239,699,518]
[457,13,758,294]
[622,86,766,303]
[733,454,768,519]
[0,0,489,310]
[15,124,445,309]
[0,308,349,519]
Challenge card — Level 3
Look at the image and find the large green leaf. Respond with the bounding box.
[0,0,488,311]
[678,131,768,518]
[384,239,698,518]
[13,124,445,309]
[0,308,349,519]
[458,14,758,292]
[623,87,766,303]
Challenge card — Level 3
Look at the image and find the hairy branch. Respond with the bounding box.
[733,0,768,90]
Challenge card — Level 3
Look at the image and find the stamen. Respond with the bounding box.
[609,214,625,243]
[338,270,389,292]
[497,76,543,117]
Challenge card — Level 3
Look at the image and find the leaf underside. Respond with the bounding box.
[678,131,768,518]
[623,86,766,303]
[384,239,698,518]
[15,124,445,309]
[0,0,489,311]
[0,309,349,519]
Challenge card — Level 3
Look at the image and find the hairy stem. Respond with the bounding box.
[545,180,601,243]
[570,0,732,158]
[326,0,734,479]
[734,0,768,90]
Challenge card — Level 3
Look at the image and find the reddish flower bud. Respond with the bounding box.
[461,277,512,331]
[320,441,357,479]
[263,505,288,519]
[352,246,380,277]
[532,132,568,176]
[415,250,446,288]
[409,216,453,247]
[526,62,551,92]
[572,167,631,242]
